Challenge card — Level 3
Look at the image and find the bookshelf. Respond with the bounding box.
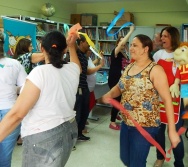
[97,26,129,69]
[81,26,97,40]
[181,24,188,42]
[6,15,72,37]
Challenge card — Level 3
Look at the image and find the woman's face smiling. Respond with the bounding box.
[129,37,145,60]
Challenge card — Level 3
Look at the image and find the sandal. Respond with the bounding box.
[109,124,120,130]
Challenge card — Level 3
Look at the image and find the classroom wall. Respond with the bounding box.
[76,0,188,27]
[0,0,76,23]
[0,0,188,27]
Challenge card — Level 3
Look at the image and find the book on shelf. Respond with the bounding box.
[81,28,96,40]
[99,42,115,55]
[183,27,188,42]
[103,56,111,68]
[98,28,118,40]
[59,25,70,36]
[42,23,57,32]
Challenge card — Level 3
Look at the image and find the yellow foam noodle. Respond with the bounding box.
[78,32,95,48]
[78,32,102,59]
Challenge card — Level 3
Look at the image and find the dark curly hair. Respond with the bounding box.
[41,31,67,68]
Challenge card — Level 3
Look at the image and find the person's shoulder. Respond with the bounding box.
[5,57,21,65]
[153,49,166,62]
[153,49,165,56]
[18,52,32,59]
[151,62,164,72]
[28,64,46,77]
[76,49,82,54]
[66,62,80,69]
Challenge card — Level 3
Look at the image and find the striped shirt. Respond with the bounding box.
[77,49,88,89]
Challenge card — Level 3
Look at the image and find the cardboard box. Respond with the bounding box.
[70,14,81,24]
[81,14,98,26]
[114,11,134,26]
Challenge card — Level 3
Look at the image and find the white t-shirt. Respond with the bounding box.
[153,49,174,62]
[0,57,27,109]
[153,49,177,75]
[21,62,80,137]
[87,57,96,92]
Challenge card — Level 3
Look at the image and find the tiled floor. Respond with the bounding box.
[12,105,188,167]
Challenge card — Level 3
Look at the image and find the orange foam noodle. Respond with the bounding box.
[68,23,82,37]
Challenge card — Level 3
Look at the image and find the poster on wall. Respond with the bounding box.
[2,16,37,57]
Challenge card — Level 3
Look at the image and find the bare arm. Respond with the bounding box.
[67,34,82,73]
[92,51,104,65]
[115,25,135,57]
[101,85,121,104]
[31,52,44,63]
[87,56,104,75]
[151,65,180,148]
[0,80,40,142]
[92,58,100,65]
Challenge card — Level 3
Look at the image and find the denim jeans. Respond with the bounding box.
[0,109,21,167]
[22,119,78,167]
[120,122,159,167]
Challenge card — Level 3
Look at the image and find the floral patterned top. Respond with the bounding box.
[118,61,161,127]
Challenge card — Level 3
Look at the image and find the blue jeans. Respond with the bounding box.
[120,122,159,167]
[0,109,21,167]
[22,119,78,167]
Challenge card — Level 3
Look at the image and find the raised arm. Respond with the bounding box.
[92,51,104,65]
[67,33,82,73]
[31,52,44,63]
[115,25,135,56]
[87,57,104,75]
[87,52,104,75]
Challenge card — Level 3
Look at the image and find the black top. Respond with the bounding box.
[77,49,88,89]
[108,48,124,88]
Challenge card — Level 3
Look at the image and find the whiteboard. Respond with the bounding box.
[128,26,155,43]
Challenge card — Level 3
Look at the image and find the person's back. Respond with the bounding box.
[0,57,26,108]
[0,31,27,167]
[21,61,80,137]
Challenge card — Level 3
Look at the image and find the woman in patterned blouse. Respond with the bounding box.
[102,34,180,167]
[14,38,44,74]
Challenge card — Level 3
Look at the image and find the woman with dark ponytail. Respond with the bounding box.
[0,30,81,167]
